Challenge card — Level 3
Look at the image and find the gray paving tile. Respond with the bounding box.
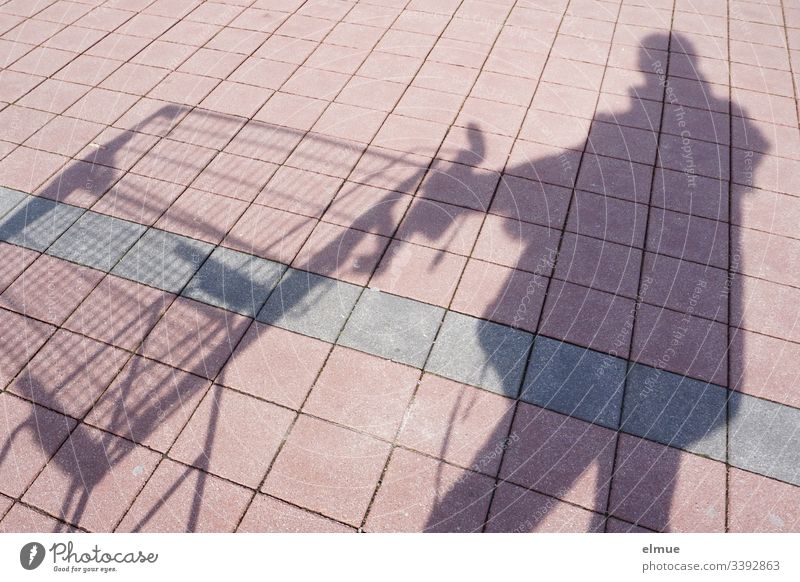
[339,288,443,367]
[521,336,625,428]
[257,268,361,342]
[183,246,286,317]
[0,187,27,219]
[729,392,800,486]
[112,228,214,294]
[47,211,146,271]
[426,311,533,397]
[0,197,84,251]
[621,364,728,461]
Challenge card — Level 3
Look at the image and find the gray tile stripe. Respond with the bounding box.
[1,188,798,487]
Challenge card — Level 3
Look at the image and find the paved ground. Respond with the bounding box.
[0,0,799,533]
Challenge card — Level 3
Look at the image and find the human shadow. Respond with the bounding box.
[425,31,766,532]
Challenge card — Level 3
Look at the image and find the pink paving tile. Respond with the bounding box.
[131,40,196,70]
[419,160,500,211]
[263,414,391,526]
[640,253,729,323]
[372,114,449,157]
[10,329,127,419]
[609,434,726,532]
[490,175,571,229]
[78,127,160,172]
[0,503,76,533]
[471,70,537,107]
[114,99,190,138]
[502,403,616,512]
[576,153,654,204]
[17,79,90,115]
[370,240,466,307]
[238,494,353,532]
[451,258,547,332]
[441,123,515,172]
[542,57,605,92]
[99,63,169,97]
[587,120,659,165]
[365,448,494,533]
[731,275,800,344]
[567,189,648,248]
[139,296,250,380]
[349,146,430,194]
[357,51,423,84]
[165,107,246,150]
[154,188,248,244]
[335,76,406,112]
[224,120,304,164]
[396,198,483,255]
[24,116,104,159]
[254,91,327,131]
[306,43,366,75]
[532,81,601,120]
[729,468,800,533]
[596,92,663,131]
[486,482,605,532]
[75,6,134,32]
[8,46,76,77]
[651,168,728,221]
[0,393,74,498]
[191,152,276,202]
[171,385,295,487]
[0,146,69,192]
[36,160,123,208]
[484,46,547,79]
[605,517,653,533]
[0,70,43,104]
[554,233,643,298]
[0,254,104,326]
[86,356,210,453]
[506,140,582,189]
[177,47,247,79]
[323,182,411,236]
[219,323,330,410]
[0,105,53,144]
[23,424,160,532]
[646,207,729,270]
[92,173,186,226]
[472,213,560,274]
[520,109,591,151]
[311,102,387,144]
[729,329,800,409]
[455,97,526,137]
[732,227,800,288]
[539,280,636,358]
[116,458,251,532]
[255,165,343,219]
[304,346,419,440]
[394,86,464,125]
[131,139,217,186]
[0,241,37,294]
[659,133,729,182]
[281,66,350,101]
[63,88,139,126]
[275,13,333,41]
[292,222,390,285]
[0,309,54,390]
[160,19,222,46]
[398,374,514,473]
[117,12,174,39]
[375,29,437,59]
[206,26,267,54]
[326,21,384,51]
[255,34,317,65]
[285,134,365,179]
[223,204,316,264]
[148,71,220,106]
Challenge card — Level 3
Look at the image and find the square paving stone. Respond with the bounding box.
[183,246,286,317]
[0,187,27,219]
[257,268,361,342]
[112,228,214,293]
[521,336,626,429]
[116,458,252,533]
[0,196,84,251]
[47,211,146,271]
[729,392,800,486]
[339,288,444,368]
[237,494,354,533]
[621,364,728,461]
[22,424,160,532]
[426,311,533,397]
